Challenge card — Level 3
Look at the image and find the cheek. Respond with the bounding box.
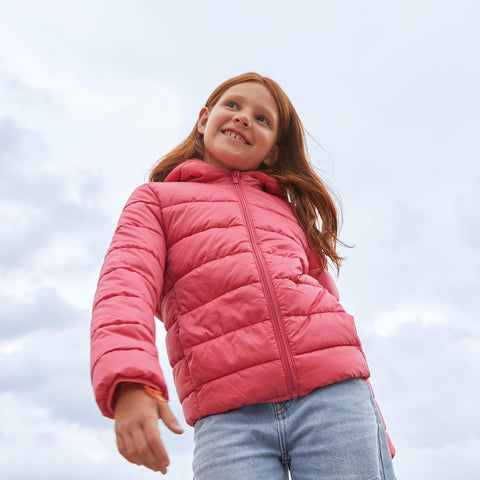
[205,117,224,139]
[204,121,220,142]
[258,131,277,151]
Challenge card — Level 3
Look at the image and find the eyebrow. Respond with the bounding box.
[222,94,277,122]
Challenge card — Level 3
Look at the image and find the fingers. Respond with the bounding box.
[113,384,183,473]
[116,418,170,473]
[132,421,170,473]
[158,402,184,434]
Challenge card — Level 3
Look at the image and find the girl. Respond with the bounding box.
[90,72,396,479]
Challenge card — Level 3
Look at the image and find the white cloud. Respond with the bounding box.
[395,438,480,479]
[0,338,25,355]
[0,392,143,479]
[0,321,194,478]
[363,309,480,472]
[373,304,449,336]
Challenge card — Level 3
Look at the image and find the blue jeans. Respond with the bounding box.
[193,378,395,479]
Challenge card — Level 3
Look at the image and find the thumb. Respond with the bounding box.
[158,402,184,434]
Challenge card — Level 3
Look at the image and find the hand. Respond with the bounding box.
[113,383,183,473]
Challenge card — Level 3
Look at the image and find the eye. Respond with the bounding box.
[225,101,239,109]
[256,115,270,125]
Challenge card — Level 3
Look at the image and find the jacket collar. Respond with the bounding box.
[164,158,286,198]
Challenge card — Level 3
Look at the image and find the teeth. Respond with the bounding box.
[224,130,248,144]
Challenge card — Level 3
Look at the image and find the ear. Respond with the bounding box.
[197,107,209,135]
[263,145,279,166]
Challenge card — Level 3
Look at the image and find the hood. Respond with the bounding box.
[164,159,286,198]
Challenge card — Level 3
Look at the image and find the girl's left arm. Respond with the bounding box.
[306,247,339,300]
[307,248,396,459]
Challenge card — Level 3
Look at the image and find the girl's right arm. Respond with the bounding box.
[90,184,182,471]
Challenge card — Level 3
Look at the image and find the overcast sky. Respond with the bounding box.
[1,1,479,478]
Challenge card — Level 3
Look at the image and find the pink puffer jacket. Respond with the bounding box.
[91,158,394,456]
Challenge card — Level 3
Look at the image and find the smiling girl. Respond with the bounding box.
[197,82,280,171]
[90,72,396,479]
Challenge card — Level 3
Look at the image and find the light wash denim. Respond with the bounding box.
[193,378,395,479]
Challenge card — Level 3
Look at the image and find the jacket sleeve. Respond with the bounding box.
[90,184,168,419]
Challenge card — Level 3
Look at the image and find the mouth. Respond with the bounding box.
[222,129,250,145]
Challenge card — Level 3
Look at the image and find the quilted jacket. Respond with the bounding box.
[91,158,394,456]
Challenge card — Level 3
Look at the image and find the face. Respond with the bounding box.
[197,82,279,171]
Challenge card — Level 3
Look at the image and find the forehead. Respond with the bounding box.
[219,82,278,116]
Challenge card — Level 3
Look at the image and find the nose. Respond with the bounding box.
[233,113,250,127]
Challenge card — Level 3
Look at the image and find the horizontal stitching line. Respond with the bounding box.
[183,316,270,349]
[168,224,244,249]
[295,344,362,358]
[179,385,196,402]
[106,244,163,265]
[100,265,160,292]
[92,319,147,330]
[125,200,161,209]
[173,251,250,284]
[91,346,158,373]
[285,308,345,317]
[117,222,163,236]
[162,199,237,209]
[248,203,294,222]
[254,225,302,244]
[195,356,280,388]
[181,280,262,315]
[94,291,152,310]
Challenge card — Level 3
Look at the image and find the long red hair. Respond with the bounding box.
[149,72,344,272]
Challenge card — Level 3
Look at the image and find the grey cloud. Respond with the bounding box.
[0,117,111,271]
[1,319,192,441]
[0,116,32,153]
[6,75,59,110]
[363,317,480,450]
[336,149,480,326]
[1,325,104,427]
[0,287,82,340]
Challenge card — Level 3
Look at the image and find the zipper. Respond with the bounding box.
[231,170,299,395]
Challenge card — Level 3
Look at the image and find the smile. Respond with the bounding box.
[222,129,250,145]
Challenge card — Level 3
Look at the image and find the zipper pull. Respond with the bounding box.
[232,170,240,184]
